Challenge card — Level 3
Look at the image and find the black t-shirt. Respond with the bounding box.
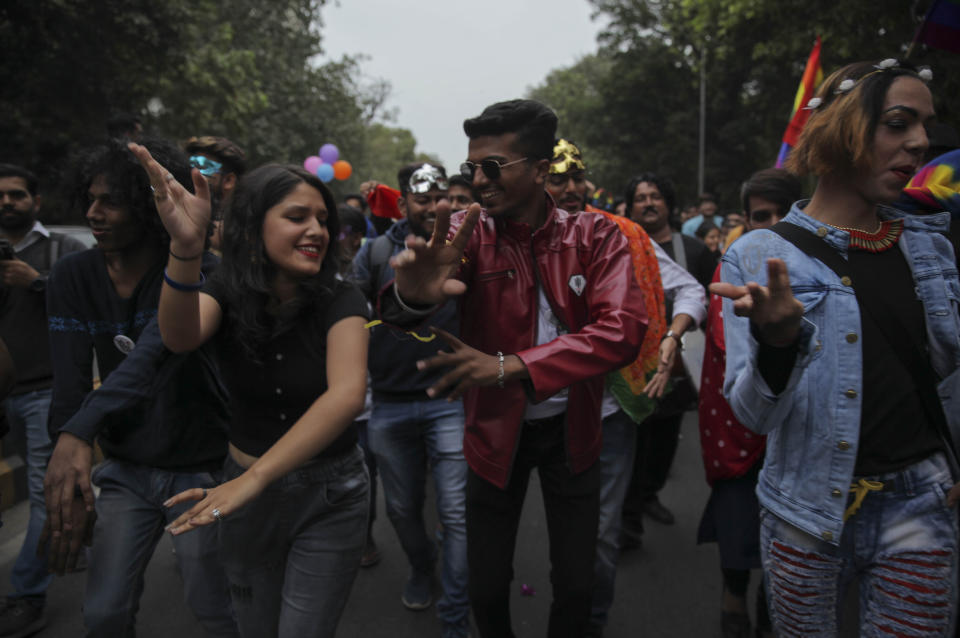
[203,273,370,458]
[658,233,717,294]
[849,244,942,475]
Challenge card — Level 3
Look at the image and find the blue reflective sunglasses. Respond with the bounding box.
[189,155,223,176]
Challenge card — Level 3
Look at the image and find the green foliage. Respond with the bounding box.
[529,0,960,210]
[0,0,419,220]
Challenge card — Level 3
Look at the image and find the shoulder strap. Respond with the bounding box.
[769,221,958,470]
[671,232,687,271]
[369,234,395,289]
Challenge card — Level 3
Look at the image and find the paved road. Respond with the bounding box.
[1,403,786,637]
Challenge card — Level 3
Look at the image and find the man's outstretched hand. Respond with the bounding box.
[391,202,481,306]
[417,327,528,400]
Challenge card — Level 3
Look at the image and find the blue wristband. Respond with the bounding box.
[163,268,205,292]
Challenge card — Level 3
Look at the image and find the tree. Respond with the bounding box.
[0,0,413,220]
[529,0,960,209]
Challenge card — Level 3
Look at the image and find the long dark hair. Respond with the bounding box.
[219,164,342,358]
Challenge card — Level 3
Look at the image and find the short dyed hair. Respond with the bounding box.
[183,136,247,176]
[463,100,558,161]
[740,168,802,216]
[787,60,930,177]
[0,164,38,196]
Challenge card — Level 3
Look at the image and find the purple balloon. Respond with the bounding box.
[319,143,339,164]
[304,156,322,173]
[316,163,335,183]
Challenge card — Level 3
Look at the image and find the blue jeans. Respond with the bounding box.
[589,409,637,631]
[760,453,959,636]
[219,448,368,638]
[367,398,469,629]
[4,389,54,601]
[84,458,238,638]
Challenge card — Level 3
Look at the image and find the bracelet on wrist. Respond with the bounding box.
[392,284,437,316]
[661,329,684,350]
[163,268,205,292]
[496,351,505,389]
[169,248,204,261]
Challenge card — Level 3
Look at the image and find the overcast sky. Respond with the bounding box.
[319,0,605,174]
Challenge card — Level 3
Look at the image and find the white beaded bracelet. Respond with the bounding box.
[497,351,505,388]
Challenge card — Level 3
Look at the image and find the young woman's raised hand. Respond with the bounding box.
[128,143,210,255]
[391,201,481,305]
[710,258,804,347]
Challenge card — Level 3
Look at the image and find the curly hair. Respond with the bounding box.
[624,172,677,214]
[68,137,193,253]
[218,164,343,360]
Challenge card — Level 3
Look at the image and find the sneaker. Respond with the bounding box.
[360,537,381,568]
[0,599,46,638]
[641,496,675,525]
[401,570,434,611]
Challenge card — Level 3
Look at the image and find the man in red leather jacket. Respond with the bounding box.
[379,99,648,638]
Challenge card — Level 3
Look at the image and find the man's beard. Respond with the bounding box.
[0,208,33,233]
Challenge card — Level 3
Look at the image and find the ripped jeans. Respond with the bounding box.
[760,453,959,637]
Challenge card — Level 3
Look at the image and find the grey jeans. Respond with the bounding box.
[219,447,369,638]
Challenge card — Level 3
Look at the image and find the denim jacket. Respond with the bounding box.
[721,202,960,545]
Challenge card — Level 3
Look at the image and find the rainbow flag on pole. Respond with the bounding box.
[775,37,823,168]
[913,0,960,54]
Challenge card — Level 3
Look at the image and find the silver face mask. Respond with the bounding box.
[408,164,449,194]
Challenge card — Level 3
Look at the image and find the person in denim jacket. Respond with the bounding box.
[715,60,960,636]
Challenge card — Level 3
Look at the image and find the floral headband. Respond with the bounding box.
[805,59,933,111]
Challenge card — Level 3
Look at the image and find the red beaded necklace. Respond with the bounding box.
[828,219,903,253]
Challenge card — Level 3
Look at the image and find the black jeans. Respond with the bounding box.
[466,414,601,638]
[622,410,683,533]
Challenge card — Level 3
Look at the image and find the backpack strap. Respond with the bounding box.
[368,234,395,290]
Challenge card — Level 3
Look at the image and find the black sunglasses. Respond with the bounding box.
[460,157,528,181]
[750,209,775,224]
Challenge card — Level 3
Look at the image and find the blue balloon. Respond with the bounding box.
[316,163,335,182]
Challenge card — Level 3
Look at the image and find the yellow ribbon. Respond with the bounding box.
[843,479,884,522]
[364,320,436,343]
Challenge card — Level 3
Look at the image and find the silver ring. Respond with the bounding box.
[164,173,175,182]
[211,508,222,520]
[202,488,208,499]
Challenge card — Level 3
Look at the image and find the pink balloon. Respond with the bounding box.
[304,156,322,173]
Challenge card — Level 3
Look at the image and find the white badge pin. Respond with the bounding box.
[113,334,136,355]
[568,274,586,296]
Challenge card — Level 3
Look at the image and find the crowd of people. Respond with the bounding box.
[0,57,958,638]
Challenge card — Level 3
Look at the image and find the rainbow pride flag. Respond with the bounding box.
[775,37,823,168]
[899,149,960,218]
[913,0,960,54]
